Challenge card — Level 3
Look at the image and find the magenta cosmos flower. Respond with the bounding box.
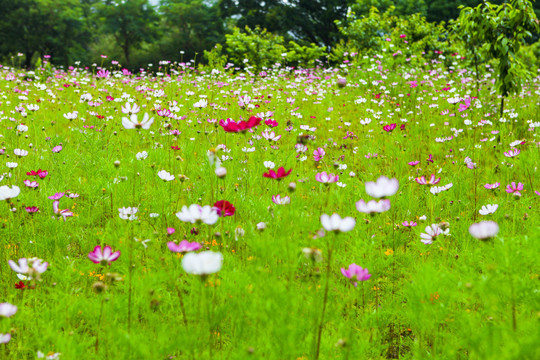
[313,147,325,161]
[88,245,121,265]
[213,200,236,217]
[263,167,291,180]
[167,240,202,253]
[219,116,262,133]
[484,182,500,189]
[341,264,371,286]
[506,182,524,197]
[383,124,396,132]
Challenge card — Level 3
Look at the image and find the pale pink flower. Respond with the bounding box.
[355,199,391,213]
[313,147,325,161]
[506,182,524,197]
[341,264,371,286]
[315,171,339,184]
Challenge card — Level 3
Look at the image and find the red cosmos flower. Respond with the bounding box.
[263,167,292,180]
[213,200,236,217]
[26,169,48,179]
[15,281,26,290]
[219,116,262,133]
[383,124,396,132]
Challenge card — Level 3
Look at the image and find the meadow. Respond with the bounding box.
[0,55,539,360]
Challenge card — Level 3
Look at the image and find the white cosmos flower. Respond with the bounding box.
[420,224,443,245]
[0,333,11,344]
[122,112,154,130]
[194,99,208,108]
[14,149,28,157]
[479,204,498,215]
[264,161,275,169]
[121,102,140,115]
[320,213,356,233]
[6,162,18,168]
[355,199,390,213]
[63,111,78,120]
[118,207,138,221]
[182,251,223,275]
[0,185,20,200]
[157,170,175,181]
[365,176,399,198]
[17,124,28,132]
[136,151,148,160]
[176,204,219,225]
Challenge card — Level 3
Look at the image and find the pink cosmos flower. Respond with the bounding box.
[315,171,339,184]
[27,169,48,178]
[271,194,290,205]
[25,206,39,214]
[484,182,500,189]
[341,264,371,286]
[48,192,65,200]
[383,124,396,132]
[167,240,202,253]
[402,221,417,227]
[52,145,62,153]
[535,190,540,196]
[506,182,524,197]
[167,227,176,235]
[265,119,278,127]
[458,97,471,112]
[24,180,39,188]
[53,200,73,221]
[88,245,121,265]
[408,161,420,166]
[313,147,325,161]
[263,167,292,180]
[415,175,441,185]
[504,149,520,157]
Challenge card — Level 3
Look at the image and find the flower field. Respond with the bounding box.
[0,58,539,359]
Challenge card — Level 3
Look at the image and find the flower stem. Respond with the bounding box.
[314,240,333,360]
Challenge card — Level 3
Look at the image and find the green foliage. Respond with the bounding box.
[225,26,288,71]
[285,41,327,68]
[203,44,229,70]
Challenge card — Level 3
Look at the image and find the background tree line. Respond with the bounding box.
[0,0,539,70]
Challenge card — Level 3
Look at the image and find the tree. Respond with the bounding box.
[159,0,225,62]
[97,0,160,66]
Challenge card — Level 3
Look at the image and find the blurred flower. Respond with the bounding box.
[0,303,17,318]
[176,204,219,225]
[53,200,73,221]
[219,116,262,133]
[182,251,223,275]
[341,264,371,286]
[167,240,202,253]
[315,171,339,184]
[122,113,154,130]
[469,221,499,240]
[121,102,140,115]
[415,175,441,185]
[320,213,355,233]
[402,221,417,227]
[263,167,291,180]
[420,224,443,245]
[0,334,11,344]
[8,257,48,280]
[256,222,267,231]
[365,176,399,198]
[504,149,520,157]
[484,182,500,189]
[118,207,138,221]
[0,185,20,200]
[157,170,175,181]
[355,199,391,214]
[271,194,290,205]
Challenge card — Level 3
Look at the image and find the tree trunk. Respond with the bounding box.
[500,97,505,118]
[24,51,34,69]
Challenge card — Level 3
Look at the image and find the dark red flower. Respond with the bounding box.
[15,281,26,290]
[213,200,236,217]
[219,116,262,133]
[26,169,48,179]
[263,167,292,180]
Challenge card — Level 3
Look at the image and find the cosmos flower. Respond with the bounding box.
[484,182,500,189]
[8,257,48,280]
[167,240,202,253]
[355,199,391,214]
[320,213,356,233]
[121,102,140,115]
[0,334,11,344]
[213,200,236,217]
[0,303,17,318]
[261,129,281,141]
[402,221,417,227]
[48,192,64,200]
[53,200,73,221]
[88,245,121,265]
[219,116,262,133]
[315,171,339,184]
[420,224,443,245]
[0,185,20,201]
[429,183,453,195]
[313,147,325,161]
[341,264,371,286]
[505,182,524,197]
[182,251,223,275]
[503,149,520,157]
[271,194,290,205]
[157,170,175,181]
[365,176,399,198]
[24,180,39,188]
[118,207,138,221]
[176,204,219,225]
[27,169,48,178]
[469,221,499,240]
[383,124,396,132]
[263,167,291,180]
[415,175,441,185]
[122,113,154,130]
[479,204,498,215]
